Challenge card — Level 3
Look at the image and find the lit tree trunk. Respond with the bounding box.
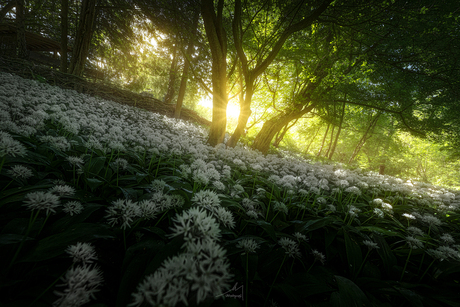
[16,0,28,59]
[69,0,96,77]
[317,123,330,157]
[60,0,68,73]
[164,44,179,104]
[201,0,228,146]
[0,0,17,23]
[348,112,381,164]
[324,125,335,157]
[252,104,315,154]
[305,126,321,153]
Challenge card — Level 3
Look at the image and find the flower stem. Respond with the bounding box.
[400,248,412,282]
[265,255,286,306]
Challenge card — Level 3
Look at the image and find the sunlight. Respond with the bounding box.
[198,96,240,119]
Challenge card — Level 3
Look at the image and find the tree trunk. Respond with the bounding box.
[305,126,321,153]
[174,8,199,119]
[0,0,17,23]
[324,125,335,157]
[201,0,228,146]
[164,44,179,104]
[273,118,298,148]
[252,104,315,154]
[60,0,68,73]
[328,101,346,160]
[16,0,28,59]
[69,0,97,77]
[317,123,330,157]
[348,112,381,164]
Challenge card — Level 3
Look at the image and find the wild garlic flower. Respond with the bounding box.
[23,191,60,215]
[66,242,98,265]
[63,201,83,216]
[326,204,336,212]
[211,207,236,229]
[372,198,384,206]
[0,132,27,157]
[373,208,384,218]
[49,185,76,197]
[39,135,71,151]
[192,190,221,208]
[150,179,166,193]
[273,201,288,215]
[66,156,84,167]
[114,158,128,170]
[236,238,260,254]
[407,226,424,236]
[131,239,232,307]
[246,210,259,219]
[405,236,424,249]
[230,184,245,198]
[278,237,301,258]
[363,240,380,250]
[421,214,442,227]
[105,199,141,229]
[311,249,326,264]
[294,232,308,242]
[53,265,103,307]
[7,165,33,179]
[440,233,455,245]
[169,207,221,244]
[402,213,416,220]
[436,246,460,261]
[345,186,361,196]
[137,199,159,220]
[212,180,226,191]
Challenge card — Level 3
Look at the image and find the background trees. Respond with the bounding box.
[0,0,458,185]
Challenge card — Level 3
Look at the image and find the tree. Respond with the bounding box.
[60,0,68,72]
[69,0,97,76]
[15,0,27,59]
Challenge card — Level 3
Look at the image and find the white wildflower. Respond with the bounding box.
[66,242,98,265]
[236,238,260,254]
[62,201,83,216]
[7,165,33,179]
[23,191,60,215]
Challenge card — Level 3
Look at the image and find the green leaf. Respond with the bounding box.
[0,233,34,245]
[297,217,336,233]
[373,234,397,276]
[334,275,371,307]
[85,156,106,175]
[85,178,104,191]
[247,220,277,241]
[21,223,115,262]
[343,229,362,277]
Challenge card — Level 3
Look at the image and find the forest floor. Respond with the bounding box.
[0,55,211,128]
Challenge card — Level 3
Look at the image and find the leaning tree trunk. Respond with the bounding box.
[348,112,381,164]
[16,0,28,59]
[252,104,315,154]
[201,0,228,146]
[324,125,335,157]
[60,0,68,73]
[317,123,330,157]
[69,0,96,77]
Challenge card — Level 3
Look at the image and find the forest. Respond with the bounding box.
[0,0,460,306]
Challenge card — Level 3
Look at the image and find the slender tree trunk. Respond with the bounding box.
[317,123,330,157]
[348,112,381,164]
[328,101,346,160]
[306,126,321,153]
[0,0,17,23]
[201,0,228,146]
[273,118,298,148]
[69,0,96,77]
[164,44,179,104]
[16,0,28,59]
[325,125,335,157]
[60,0,68,73]
[174,9,199,119]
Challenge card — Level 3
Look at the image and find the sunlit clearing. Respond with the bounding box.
[198,96,240,119]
